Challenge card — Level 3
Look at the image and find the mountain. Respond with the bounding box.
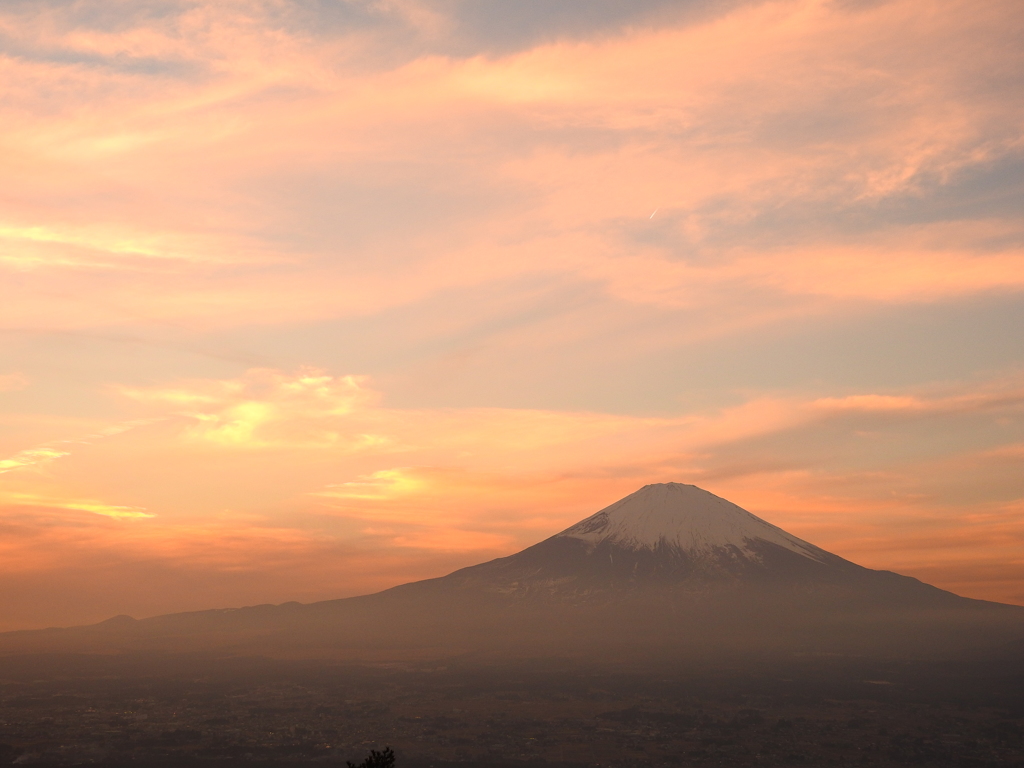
[2,484,1023,664]
[437,483,856,596]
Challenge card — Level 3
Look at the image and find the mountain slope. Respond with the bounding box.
[434,483,861,597]
[2,484,1022,663]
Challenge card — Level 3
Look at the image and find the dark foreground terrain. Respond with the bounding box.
[1,650,1023,768]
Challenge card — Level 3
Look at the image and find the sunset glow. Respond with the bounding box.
[1,0,1023,630]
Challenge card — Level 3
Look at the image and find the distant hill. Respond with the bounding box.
[3,484,1022,664]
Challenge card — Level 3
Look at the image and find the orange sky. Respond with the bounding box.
[1,0,1023,630]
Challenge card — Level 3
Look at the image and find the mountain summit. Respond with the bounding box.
[437,484,854,596]
[556,483,824,559]
[2,483,1023,662]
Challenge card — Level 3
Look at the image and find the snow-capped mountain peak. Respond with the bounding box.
[555,483,827,563]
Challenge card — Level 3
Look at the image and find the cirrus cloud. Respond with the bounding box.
[0,0,1022,629]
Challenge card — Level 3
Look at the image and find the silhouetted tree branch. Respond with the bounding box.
[347,746,395,768]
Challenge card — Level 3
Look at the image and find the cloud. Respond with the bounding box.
[0,446,70,473]
[0,418,162,476]
[811,385,1024,416]
[318,468,426,500]
[0,490,153,519]
[121,368,383,449]
[0,0,1022,627]
[813,395,930,412]
[0,0,1021,333]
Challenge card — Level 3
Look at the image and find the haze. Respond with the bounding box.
[1,0,1023,632]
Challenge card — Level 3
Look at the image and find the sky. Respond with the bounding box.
[1,0,1023,631]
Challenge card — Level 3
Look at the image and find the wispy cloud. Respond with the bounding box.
[0,490,153,519]
[0,0,1022,628]
[1,0,1021,329]
[0,446,69,473]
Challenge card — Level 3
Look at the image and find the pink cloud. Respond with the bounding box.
[0,0,1022,627]
[0,0,1021,332]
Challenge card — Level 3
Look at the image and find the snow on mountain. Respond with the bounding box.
[555,483,829,564]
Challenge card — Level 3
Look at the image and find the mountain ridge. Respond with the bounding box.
[2,483,1022,663]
